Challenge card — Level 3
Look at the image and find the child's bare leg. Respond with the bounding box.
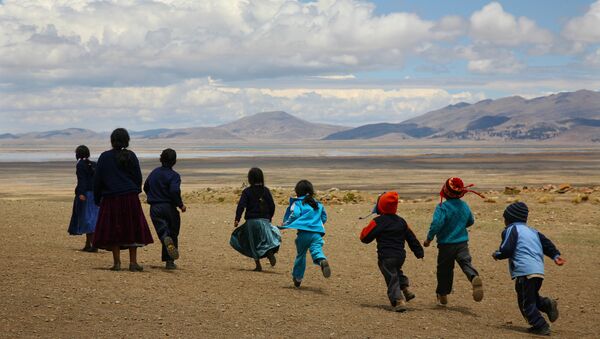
[129,247,143,272]
[111,246,121,271]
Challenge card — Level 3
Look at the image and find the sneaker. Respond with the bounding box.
[546,299,559,323]
[293,277,302,288]
[110,262,121,271]
[528,324,551,336]
[437,294,448,306]
[402,288,416,302]
[394,299,407,312]
[165,261,177,270]
[319,259,331,278]
[163,236,179,260]
[471,276,484,302]
[83,246,98,253]
[129,263,144,272]
[267,251,277,267]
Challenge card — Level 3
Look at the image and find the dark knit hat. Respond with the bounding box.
[503,202,529,223]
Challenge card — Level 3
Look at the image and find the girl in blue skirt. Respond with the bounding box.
[68,145,99,252]
[231,167,281,271]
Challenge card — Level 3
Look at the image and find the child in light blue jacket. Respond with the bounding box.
[493,202,565,336]
[280,180,330,287]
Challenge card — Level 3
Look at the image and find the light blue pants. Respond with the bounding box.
[293,231,326,280]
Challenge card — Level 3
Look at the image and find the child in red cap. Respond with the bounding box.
[424,177,485,305]
[360,191,424,312]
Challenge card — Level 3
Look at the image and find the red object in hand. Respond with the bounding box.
[554,257,566,266]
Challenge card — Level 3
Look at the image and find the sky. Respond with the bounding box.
[1,0,600,133]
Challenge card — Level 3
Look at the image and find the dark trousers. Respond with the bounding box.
[515,276,550,329]
[150,203,180,262]
[378,256,409,305]
[436,241,478,295]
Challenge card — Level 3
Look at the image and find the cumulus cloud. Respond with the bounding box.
[563,1,600,43]
[0,78,486,132]
[469,2,553,47]
[0,0,449,87]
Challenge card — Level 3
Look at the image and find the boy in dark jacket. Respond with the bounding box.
[360,191,424,312]
[144,149,186,269]
[492,202,565,336]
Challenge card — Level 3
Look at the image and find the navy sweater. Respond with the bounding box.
[143,166,183,208]
[93,149,142,204]
[235,186,276,222]
[75,160,96,195]
[361,214,424,259]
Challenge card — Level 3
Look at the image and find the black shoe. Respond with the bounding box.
[253,260,262,272]
[165,261,177,270]
[266,251,277,267]
[402,288,416,302]
[546,299,559,323]
[163,236,179,260]
[528,324,551,336]
[129,263,144,272]
[319,259,331,278]
[83,246,98,253]
[110,262,121,271]
[293,277,302,288]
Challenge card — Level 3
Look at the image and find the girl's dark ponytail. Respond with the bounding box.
[295,179,318,210]
[75,145,94,174]
[110,128,132,170]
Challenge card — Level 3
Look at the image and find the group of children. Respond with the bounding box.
[69,128,566,336]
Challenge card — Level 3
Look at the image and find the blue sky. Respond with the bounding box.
[1,0,599,132]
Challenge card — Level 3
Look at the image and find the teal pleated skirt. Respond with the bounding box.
[230,218,281,259]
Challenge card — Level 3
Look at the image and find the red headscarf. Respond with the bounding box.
[440,177,485,204]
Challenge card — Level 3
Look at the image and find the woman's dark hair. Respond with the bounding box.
[295,179,318,210]
[110,128,132,169]
[248,167,264,186]
[160,148,177,168]
[75,145,90,160]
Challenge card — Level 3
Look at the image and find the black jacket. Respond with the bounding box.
[361,214,424,259]
[235,186,275,222]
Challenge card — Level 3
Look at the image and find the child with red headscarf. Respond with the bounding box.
[360,192,424,312]
[424,177,485,306]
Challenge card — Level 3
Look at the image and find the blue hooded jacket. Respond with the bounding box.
[280,196,327,235]
[493,222,561,279]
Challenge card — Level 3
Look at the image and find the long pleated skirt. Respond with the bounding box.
[230,218,281,259]
[68,191,99,235]
[92,192,154,250]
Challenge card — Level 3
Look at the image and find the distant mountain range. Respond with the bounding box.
[2,90,599,143]
[325,90,600,142]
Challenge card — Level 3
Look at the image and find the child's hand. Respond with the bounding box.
[180,205,187,213]
[423,239,431,247]
[554,256,566,266]
[491,252,498,260]
[79,194,86,201]
[234,220,239,228]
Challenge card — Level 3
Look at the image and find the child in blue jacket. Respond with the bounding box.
[424,177,485,305]
[493,202,566,336]
[280,180,330,287]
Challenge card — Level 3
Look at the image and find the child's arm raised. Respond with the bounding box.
[359,220,379,244]
[538,232,565,265]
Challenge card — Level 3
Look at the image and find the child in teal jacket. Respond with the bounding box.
[424,177,485,305]
[279,180,330,287]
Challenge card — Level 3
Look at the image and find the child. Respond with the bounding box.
[423,177,485,305]
[93,128,154,272]
[68,145,99,252]
[143,148,187,270]
[279,180,330,287]
[230,167,280,271]
[360,191,424,312]
[492,202,565,336]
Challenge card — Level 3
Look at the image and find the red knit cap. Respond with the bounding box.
[440,177,485,204]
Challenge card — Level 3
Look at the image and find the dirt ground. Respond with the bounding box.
[1,193,599,338]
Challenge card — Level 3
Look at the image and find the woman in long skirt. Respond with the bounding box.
[92,128,153,271]
[230,167,281,271]
[68,145,99,252]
